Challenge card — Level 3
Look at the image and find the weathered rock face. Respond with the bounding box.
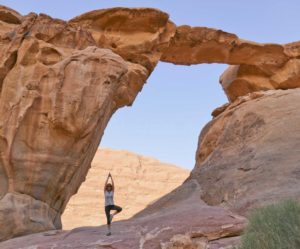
[69,8,176,73]
[219,41,300,102]
[0,42,136,240]
[161,25,288,67]
[220,58,300,102]
[192,89,300,214]
[0,5,169,241]
[1,3,300,246]
[161,25,300,102]
[0,6,29,93]
[62,148,189,229]
[0,180,247,249]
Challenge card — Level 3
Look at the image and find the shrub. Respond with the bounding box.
[239,200,300,249]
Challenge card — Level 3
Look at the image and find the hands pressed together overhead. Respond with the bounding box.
[104,172,114,191]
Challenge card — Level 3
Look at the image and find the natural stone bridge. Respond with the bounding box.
[0,5,300,247]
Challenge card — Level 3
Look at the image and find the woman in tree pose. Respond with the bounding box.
[104,172,122,236]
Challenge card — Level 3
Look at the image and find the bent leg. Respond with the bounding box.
[114,205,122,213]
[111,205,122,216]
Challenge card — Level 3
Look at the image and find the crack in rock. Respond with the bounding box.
[139,226,172,249]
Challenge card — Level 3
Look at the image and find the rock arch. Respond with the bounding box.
[0,5,299,242]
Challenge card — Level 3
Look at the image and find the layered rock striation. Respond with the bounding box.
[0,4,300,247]
[62,148,189,229]
[0,5,172,241]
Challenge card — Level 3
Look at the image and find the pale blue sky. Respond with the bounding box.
[1,1,299,169]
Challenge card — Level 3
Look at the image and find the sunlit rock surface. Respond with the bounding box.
[0,5,160,241]
[1,180,247,249]
[62,148,189,229]
[0,4,300,248]
[193,89,300,214]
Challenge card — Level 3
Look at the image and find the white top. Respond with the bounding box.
[104,191,114,206]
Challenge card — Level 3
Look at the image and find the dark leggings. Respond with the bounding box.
[105,205,122,225]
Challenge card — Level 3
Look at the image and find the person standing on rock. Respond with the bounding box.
[104,172,122,236]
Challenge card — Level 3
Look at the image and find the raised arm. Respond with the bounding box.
[110,173,115,191]
[104,173,110,191]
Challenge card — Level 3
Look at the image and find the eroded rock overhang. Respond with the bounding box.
[0,4,300,242]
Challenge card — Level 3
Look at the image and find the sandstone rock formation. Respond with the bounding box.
[0,5,172,241]
[192,88,300,214]
[69,8,176,73]
[0,3,300,247]
[0,180,247,249]
[62,148,189,229]
[161,25,288,67]
[161,25,300,102]
[0,42,131,240]
[220,59,300,102]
